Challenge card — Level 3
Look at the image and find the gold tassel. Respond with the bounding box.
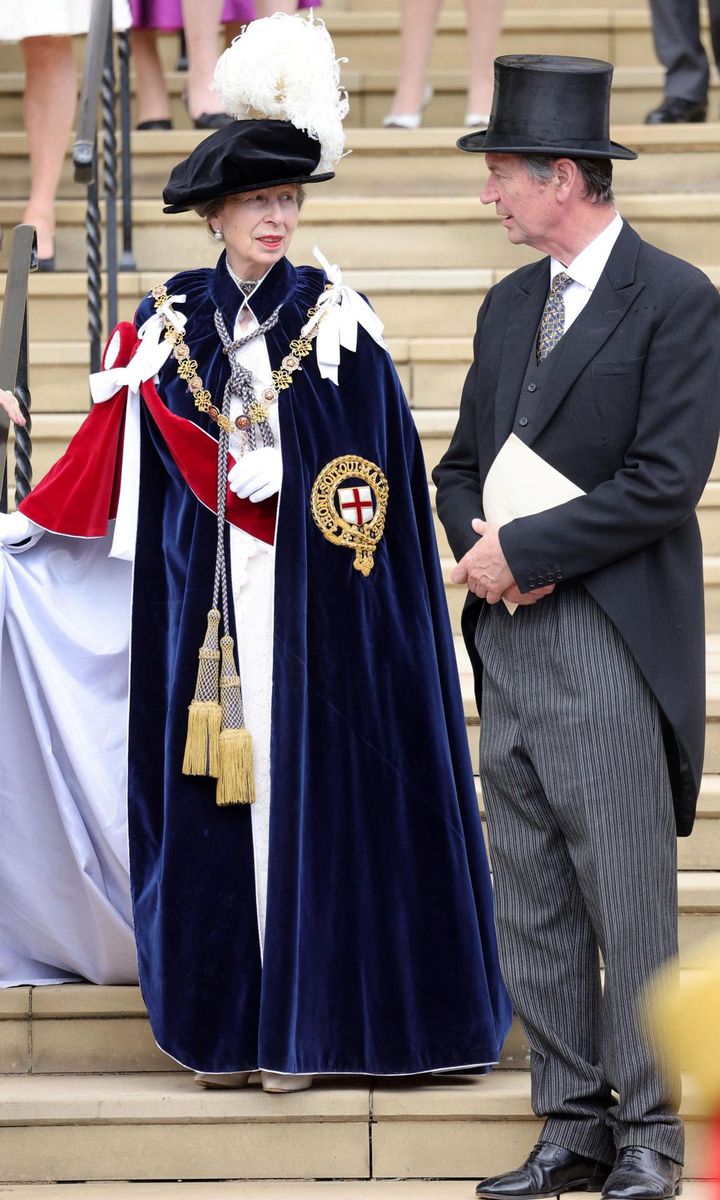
[183,700,222,777]
[182,609,222,778]
[216,634,255,805]
[217,727,256,806]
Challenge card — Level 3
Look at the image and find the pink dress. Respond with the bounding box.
[130,0,320,29]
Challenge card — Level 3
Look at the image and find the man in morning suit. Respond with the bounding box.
[433,54,720,1200]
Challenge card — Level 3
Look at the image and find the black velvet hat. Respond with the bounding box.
[162,119,335,214]
[457,54,637,161]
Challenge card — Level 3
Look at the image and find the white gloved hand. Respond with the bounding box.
[228,446,282,503]
[0,509,43,553]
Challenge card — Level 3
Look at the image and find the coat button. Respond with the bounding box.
[527,383,537,393]
[545,572,555,583]
[518,417,529,427]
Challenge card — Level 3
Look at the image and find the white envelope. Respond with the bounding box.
[482,433,585,613]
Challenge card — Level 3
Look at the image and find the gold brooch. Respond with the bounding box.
[310,456,389,576]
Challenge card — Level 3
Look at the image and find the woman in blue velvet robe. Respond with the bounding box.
[118,104,512,1085]
[0,37,511,1082]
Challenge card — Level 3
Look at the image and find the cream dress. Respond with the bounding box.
[0,1,131,41]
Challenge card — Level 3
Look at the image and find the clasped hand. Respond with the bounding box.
[0,387,26,429]
[0,390,39,551]
[228,446,282,503]
[451,518,555,607]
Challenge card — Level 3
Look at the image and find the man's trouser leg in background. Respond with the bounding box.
[648,0,709,104]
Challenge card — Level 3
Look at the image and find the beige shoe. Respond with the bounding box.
[260,1070,313,1093]
[383,84,433,129]
[464,112,491,127]
[193,1071,252,1088]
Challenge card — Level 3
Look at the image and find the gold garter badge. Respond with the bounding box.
[311,456,389,576]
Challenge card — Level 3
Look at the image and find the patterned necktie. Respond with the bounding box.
[536,271,572,364]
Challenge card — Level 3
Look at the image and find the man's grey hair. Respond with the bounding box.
[519,154,614,205]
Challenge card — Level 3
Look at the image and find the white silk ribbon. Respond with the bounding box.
[88,296,187,405]
[87,294,187,560]
[302,248,387,386]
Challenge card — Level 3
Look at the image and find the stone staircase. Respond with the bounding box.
[0,984,716,1184]
[1,1,720,1191]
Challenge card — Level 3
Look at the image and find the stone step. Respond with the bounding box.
[0,1186,676,1200]
[0,8,697,73]
[5,391,720,627]
[340,0,670,10]
[8,269,495,346]
[8,262,720,349]
[2,192,720,272]
[322,8,712,72]
[0,68,715,133]
[10,265,720,357]
[0,1188,711,1200]
[0,1190,710,1200]
[0,1071,712,1184]
[4,124,720,201]
[5,381,720,523]
[128,9,713,74]
[2,924,718,1078]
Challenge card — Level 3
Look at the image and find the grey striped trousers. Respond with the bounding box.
[476,584,683,1165]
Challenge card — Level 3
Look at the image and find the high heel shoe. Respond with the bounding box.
[464,112,491,128]
[383,83,433,130]
[194,1071,252,1088]
[193,111,233,130]
[36,234,55,272]
[260,1071,313,1093]
[136,118,173,131]
[182,85,233,131]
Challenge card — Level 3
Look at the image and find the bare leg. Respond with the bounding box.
[387,0,444,117]
[182,0,225,119]
[20,36,77,261]
[254,1,297,13]
[465,0,505,119]
[131,28,172,125]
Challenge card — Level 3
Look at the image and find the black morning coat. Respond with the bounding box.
[433,220,720,836]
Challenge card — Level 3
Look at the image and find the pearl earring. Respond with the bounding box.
[212,228,223,241]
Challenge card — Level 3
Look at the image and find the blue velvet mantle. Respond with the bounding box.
[129,253,511,1074]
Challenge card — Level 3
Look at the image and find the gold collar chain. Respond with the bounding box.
[151,283,326,437]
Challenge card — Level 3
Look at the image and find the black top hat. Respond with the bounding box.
[457,54,637,161]
[162,119,334,214]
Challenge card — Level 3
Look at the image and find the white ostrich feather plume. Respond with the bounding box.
[212,13,348,174]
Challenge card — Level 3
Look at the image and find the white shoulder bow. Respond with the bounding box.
[88,295,187,404]
[302,248,387,386]
[86,292,187,561]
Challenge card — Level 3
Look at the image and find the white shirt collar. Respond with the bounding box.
[550,211,624,292]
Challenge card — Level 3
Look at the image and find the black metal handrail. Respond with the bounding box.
[0,225,37,513]
[74,0,136,378]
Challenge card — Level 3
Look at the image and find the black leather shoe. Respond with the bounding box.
[602,1148,682,1199]
[645,97,707,124]
[193,111,234,130]
[136,119,173,131]
[475,1142,612,1199]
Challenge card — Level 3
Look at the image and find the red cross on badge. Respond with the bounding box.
[337,485,374,526]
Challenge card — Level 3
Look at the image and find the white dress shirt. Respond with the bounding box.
[549,210,624,333]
